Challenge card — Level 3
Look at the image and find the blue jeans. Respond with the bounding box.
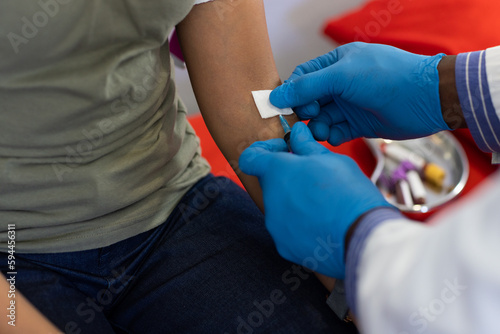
[1,175,358,334]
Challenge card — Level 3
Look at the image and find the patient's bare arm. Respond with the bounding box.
[176,0,299,211]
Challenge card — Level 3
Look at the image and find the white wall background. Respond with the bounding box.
[175,0,366,114]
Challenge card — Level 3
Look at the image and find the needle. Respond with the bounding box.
[278,115,292,152]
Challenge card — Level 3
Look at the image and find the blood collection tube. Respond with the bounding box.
[381,143,446,189]
[391,168,414,207]
[399,160,427,205]
[406,169,427,205]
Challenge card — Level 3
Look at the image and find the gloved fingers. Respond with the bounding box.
[270,48,347,109]
[239,139,288,177]
[270,67,334,109]
[285,49,342,82]
[306,103,346,142]
[320,101,346,124]
[308,109,333,141]
[290,122,331,156]
[318,96,334,107]
[308,119,330,142]
[291,97,335,122]
[294,101,320,120]
[328,122,355,146]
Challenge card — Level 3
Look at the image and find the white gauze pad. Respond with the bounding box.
[252,90,294,119]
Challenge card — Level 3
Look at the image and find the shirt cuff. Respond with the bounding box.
[194,0,214,4]
[345,207,404,317]
[493,152,500,164]
[456,50,500,153]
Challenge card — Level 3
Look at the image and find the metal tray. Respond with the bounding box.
[365,132,469,213]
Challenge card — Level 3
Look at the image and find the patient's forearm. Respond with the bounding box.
[176,0,299,210]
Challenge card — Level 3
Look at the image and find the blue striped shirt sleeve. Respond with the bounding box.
[345,207,404,316]
[456,50,500,153]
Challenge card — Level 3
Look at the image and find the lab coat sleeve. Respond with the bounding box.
[345,171,500,334]
[456,47,500,163]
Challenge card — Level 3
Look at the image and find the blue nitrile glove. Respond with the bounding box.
[239,122,393,279]
[270,43,452,146]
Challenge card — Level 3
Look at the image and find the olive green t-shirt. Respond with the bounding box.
[0,0,211,252]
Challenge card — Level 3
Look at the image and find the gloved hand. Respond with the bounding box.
[239,122,393,278]
[270,43,452,146]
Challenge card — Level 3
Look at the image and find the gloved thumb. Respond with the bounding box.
[290,122,330,156]
[270,68,335,109]
[239,139,288,177]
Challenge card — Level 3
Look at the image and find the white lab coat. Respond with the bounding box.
[351,46,500,334]
[356,171,500,334]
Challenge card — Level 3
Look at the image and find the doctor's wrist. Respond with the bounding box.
[438,55,467,130]
[344,207,403,256]
[343,206,405,317]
